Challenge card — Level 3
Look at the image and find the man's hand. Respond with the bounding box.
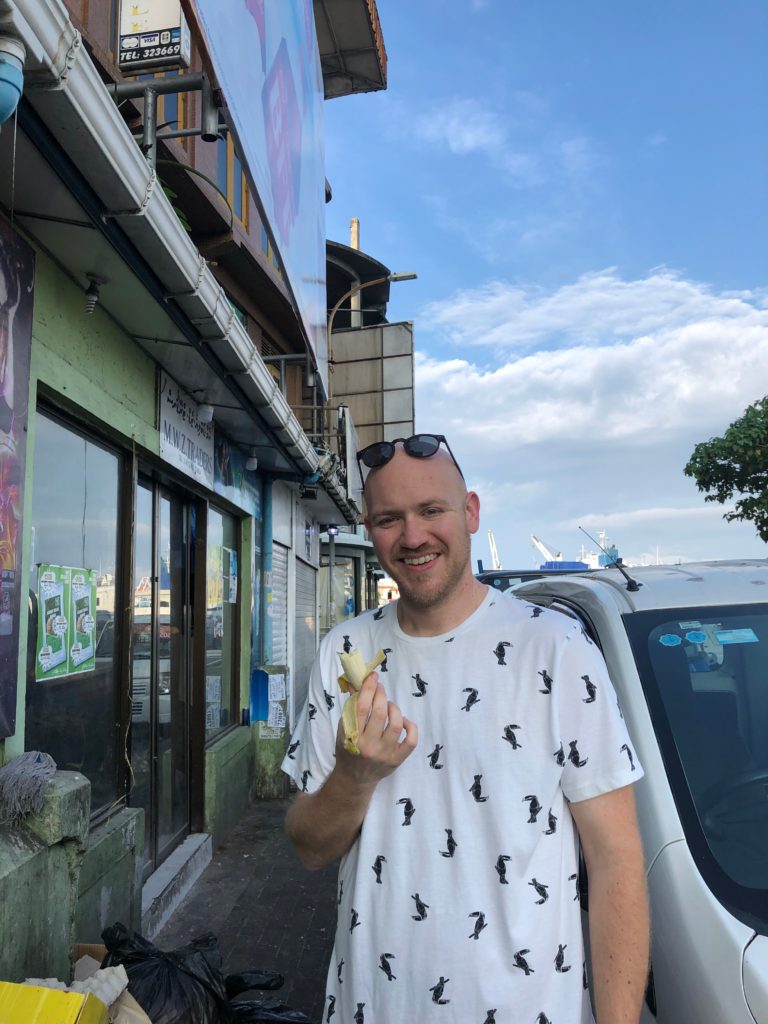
[286,673,417,870]
[336,671,418,784]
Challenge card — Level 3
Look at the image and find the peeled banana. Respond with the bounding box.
[338,648,386,754]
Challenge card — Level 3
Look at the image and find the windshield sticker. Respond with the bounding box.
[713,628,759,645]
[659,633,682,647]
[685,630,708,644]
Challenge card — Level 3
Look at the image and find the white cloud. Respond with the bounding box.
[420,268,767,350]
[415,269,768,567]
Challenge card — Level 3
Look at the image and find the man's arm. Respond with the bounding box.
[570,784,650,1024]
[285,671,418,870]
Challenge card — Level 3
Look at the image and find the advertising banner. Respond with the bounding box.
[185,0,328,393]
[0,220,34,737]
[214,430,261,516]
[35,565,97,681]
[158,371,215,488]
[119,0,191,72]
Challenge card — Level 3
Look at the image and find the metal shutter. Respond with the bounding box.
[293,559,317,718]
[271,542,289,666]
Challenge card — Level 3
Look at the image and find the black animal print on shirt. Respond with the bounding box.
[468,911,487,939]
[555,943,571,972]
[620,743,636,770]
[513,950,534,975]
[430,977,450,1004]
[428,744,444,769]
[495,854,511,883]
[379,954,396,980]
[380,648,392,672]
[524,794,542,822]
[568,740,588,767]
[397,797,416,825]
[470,775,488,802]
[461,687,480,711]
[582,674,597,703]
[372,855,386,884]
[493,641,512,664]
[411,893,429,920]
[529,877,549,904]
[502,723,522,748]
[412,673,428,696]
[440,829,458,857]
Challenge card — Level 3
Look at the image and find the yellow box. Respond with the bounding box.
[0,982,109,1023]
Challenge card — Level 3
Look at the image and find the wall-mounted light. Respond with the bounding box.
[84,273,108,314]
[0,37,25,126]
[197,402,214,424]
[245,449,259,471]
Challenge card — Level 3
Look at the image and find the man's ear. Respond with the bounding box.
[465,490,481,534]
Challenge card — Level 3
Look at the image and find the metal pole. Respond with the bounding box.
[328,533,336,632]
[142,87,158,169]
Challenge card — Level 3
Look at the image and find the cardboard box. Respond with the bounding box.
[74,943,108,965]
[0,982,108,1023]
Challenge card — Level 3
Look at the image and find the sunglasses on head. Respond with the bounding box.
[356,433,464,487]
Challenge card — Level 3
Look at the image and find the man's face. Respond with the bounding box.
[364,447,480,612]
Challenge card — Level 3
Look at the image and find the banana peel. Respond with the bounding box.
[338,648,386,754]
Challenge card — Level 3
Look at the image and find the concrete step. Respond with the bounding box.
[141,833,212,940]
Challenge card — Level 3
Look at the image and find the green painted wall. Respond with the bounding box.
[0,772,90,983]
[75,807,144,944]
[204,725,253,848]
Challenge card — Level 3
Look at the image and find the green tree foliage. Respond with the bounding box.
[685,396,768,541]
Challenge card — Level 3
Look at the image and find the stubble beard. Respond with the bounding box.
[390,533,472,611]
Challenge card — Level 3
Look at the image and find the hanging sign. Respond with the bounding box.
[158,371,215,489]
[119,0,191,72]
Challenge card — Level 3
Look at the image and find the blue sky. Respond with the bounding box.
[323,0,768,568]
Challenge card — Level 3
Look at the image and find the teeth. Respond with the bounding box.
[404,554,437,565]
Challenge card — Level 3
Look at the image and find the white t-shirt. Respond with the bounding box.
[282,589,643,1024]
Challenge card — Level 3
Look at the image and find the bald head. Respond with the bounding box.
[363,445,467,516]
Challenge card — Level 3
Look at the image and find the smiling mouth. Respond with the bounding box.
[401,553,439,567]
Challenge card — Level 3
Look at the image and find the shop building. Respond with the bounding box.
[0,0,392,980]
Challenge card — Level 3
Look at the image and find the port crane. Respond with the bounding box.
[531,534,561,565]
[487,530,501,570]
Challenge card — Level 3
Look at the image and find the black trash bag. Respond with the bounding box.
[231,997,318,1024]
[102,921,234,1024]
[226,971,285,999]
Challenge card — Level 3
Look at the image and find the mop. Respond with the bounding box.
[0,750,57,826]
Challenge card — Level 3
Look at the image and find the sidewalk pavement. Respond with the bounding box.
[155,799,337,1023]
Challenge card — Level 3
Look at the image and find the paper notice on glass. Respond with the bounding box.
[258,722,282,739]
[268,674,286,701]
[206,675,221,702]
[267,701,286,729]
[205,702,220,730]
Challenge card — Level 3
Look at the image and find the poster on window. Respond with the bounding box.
[0,221,34,736]
[35,564,97,681]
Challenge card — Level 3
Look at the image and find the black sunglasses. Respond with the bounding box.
[356,433,464,487]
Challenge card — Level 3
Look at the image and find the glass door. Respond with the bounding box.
[130,480,192,877]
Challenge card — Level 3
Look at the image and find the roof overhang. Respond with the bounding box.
[313,0,387,99]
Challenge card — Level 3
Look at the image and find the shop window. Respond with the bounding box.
[26,413,122,814]
[205,507,239,741]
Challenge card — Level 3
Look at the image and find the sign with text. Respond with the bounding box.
[158,371,214,488]
[119,0,191,72]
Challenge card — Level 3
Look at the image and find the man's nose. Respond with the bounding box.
[400,515,429,549]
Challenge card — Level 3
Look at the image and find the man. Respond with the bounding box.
[283,434,649,1023]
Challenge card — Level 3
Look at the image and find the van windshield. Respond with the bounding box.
[625,604,768,933]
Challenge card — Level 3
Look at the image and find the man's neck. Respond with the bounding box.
[396,578,489,637]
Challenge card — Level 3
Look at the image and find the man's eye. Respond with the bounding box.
[424,507,443,517]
